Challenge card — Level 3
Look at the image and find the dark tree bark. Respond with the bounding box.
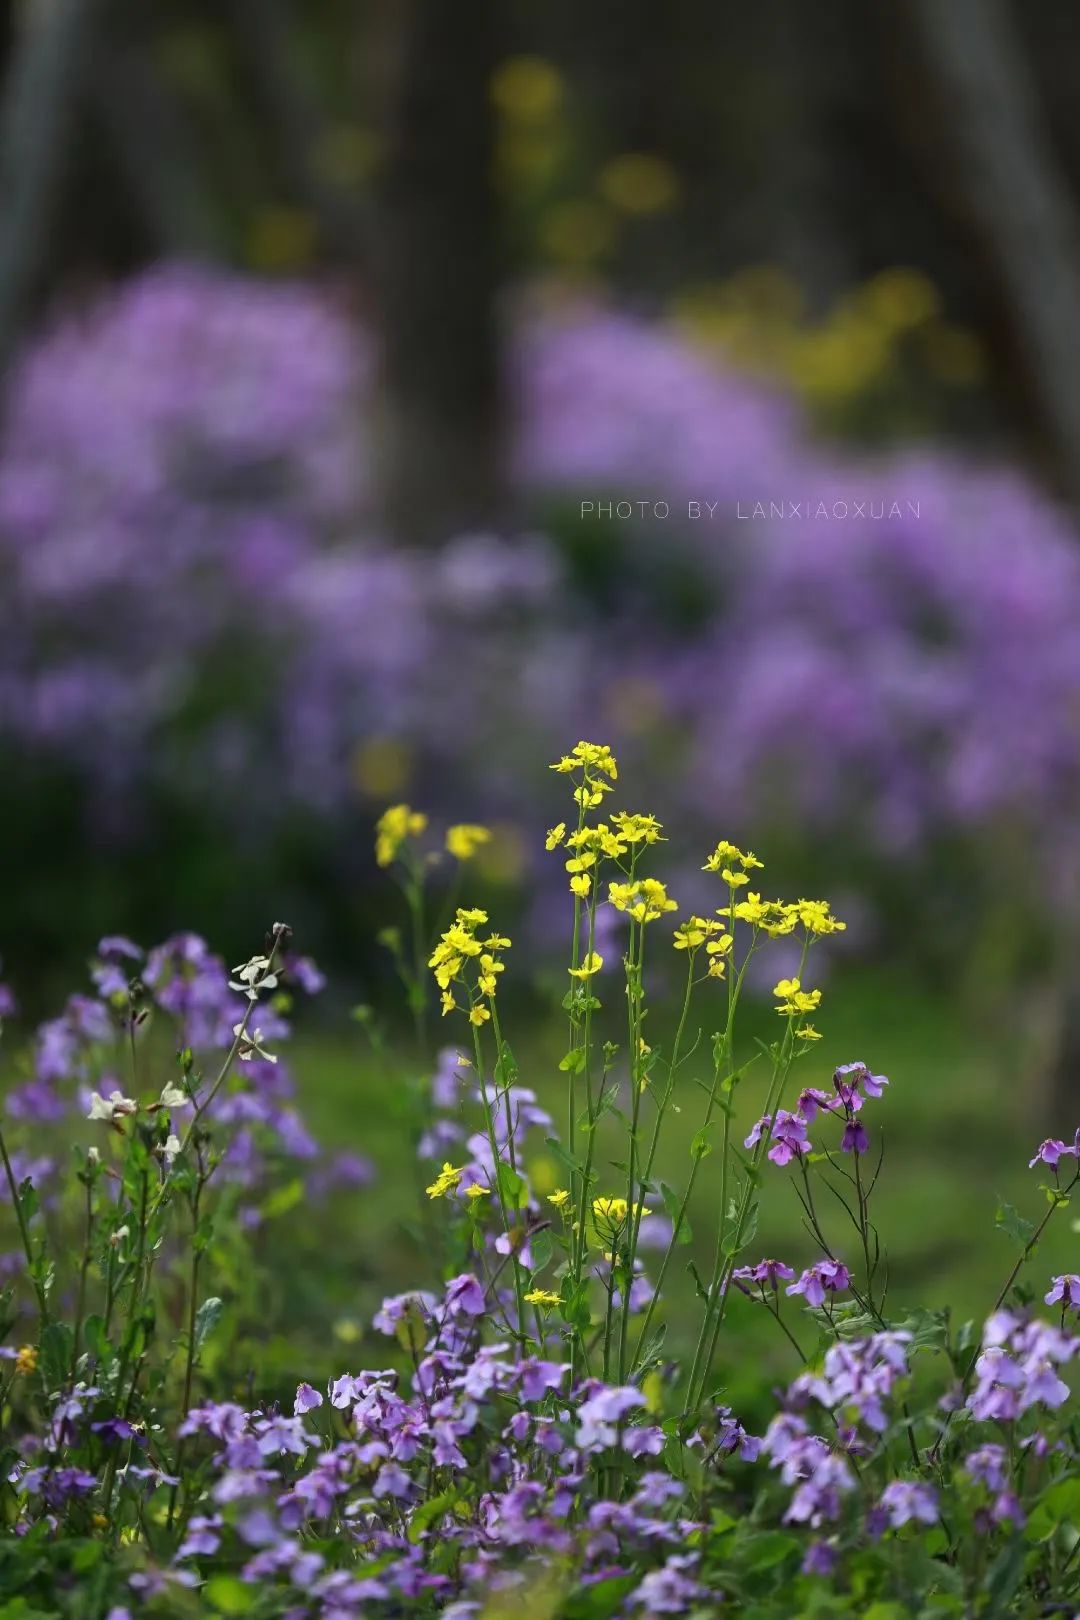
[0,0,101,378]
[375,0,504,543]
[905,0,1080,502]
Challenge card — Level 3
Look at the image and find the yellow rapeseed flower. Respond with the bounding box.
[375,803,428,867]
[568,952,603,979]
[14,1345,37,1377]
[445,824,492,861]
[425,1163,461,1198]
[523,1289,562,1308]
[547,1189,571,1209]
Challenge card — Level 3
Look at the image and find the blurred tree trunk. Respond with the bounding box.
[374,0,503,543]
[0,0,100,379]
[906,0,1080,503]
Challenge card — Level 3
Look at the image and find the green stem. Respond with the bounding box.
[0,1122,49,1334]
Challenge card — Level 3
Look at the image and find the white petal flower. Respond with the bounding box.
[232,1023,278,1064]
[86,1089,137,1122]
[159,1084,191,1110]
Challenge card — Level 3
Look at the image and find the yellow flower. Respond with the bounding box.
[795,1025,822,1042]
[547,1189,571,1209]
[446,824,492,861]
[375,803,428,867]
[570,873,591,898]
[773,977,822,1017]
[720,868,749,888]
[568,952,603,979]
[787,898,846,937]
[673,915,721,951]
[550,741,618,779]
[426,1162,463,1199]
[608,878,677,923]
[14,1345,37,1377]
[610,810,664,845]
[464,1181,491,1199]
[430,911,509,999]
[440,990,456,1017]
[703,839,743,872]
[469,1004,491,1026]
[545,822,566,851]
[523,1289,561,1308]
[592,1195,651,1230]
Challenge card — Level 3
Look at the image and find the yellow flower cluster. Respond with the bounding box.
[445,824,491,861]
[592,1195,651,1230]
[773,977,822,1017]
[608,878,677,924]
[425,1161,463,1199]
[715,893,845,940]
[428,908,511,1021]
[14,1345,37,1377]
[550,741,618,808]
[547,1188,571,1209]
[672,916,734,976]
[703,840,763,874]
[375,803,428,868]
[523,1288,561,1308]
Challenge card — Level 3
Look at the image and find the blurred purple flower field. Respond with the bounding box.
[2,265,1079,956]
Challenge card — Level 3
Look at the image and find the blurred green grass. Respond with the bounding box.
[284,962,1075,1404]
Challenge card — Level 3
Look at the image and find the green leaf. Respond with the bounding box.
[262,1177,305,1220]
[496,1163,529,1211]
[1026,1476,1080,1542]
[194,1296,224,1351]
[38,1322,73,1394]
[204,1575,255,1614]
[544,1136,584,1178]
[995,1201,1034,1249]
[660,1182,691,1243]
[690,1127,712,1161]
[407,1488,462,1543]
[898,1305,950,1354]
[561,1576,637,1619]
[494,1041,518,1089]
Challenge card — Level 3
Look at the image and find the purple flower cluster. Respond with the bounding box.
[966,1311,1077,1422]
[746,1059,889,1169]
[165,1274,711,1611]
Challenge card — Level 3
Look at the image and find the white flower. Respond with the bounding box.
[157,1133,181,1163]
[233,1023,277,1064]
[229,954,278,1001]
[86,1090,138,1123]
[87,1146,100,1167]
[159,1084,191,1110]
[109,1225,130,1248]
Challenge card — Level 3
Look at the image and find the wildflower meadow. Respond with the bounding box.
[0,742,1076,1617]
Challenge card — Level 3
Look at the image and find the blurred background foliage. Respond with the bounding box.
[1,0,1080,1349]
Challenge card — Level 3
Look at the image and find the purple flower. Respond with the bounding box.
[732,1258,795,1291]
[841,1119,870,1155]
[1045,1274,1079,1311]
[443,1274,486,1319]
[293,1382,323,1415]
[767,1110,810,1166]
[575,1385,647,1451]
[802,1541,838,1577]
[1028,1137,1077,1170]
[878,1480,938,1528]
[786,1260,850,1309]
